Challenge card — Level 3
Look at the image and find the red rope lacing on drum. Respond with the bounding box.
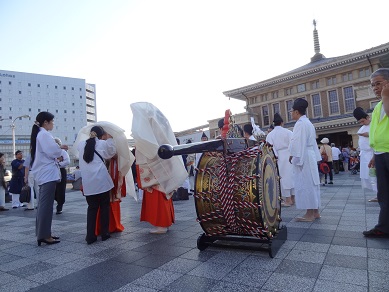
[194,147,268,238]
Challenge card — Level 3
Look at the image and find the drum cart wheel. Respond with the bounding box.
[196,226,287,257]
[197,234,208,251]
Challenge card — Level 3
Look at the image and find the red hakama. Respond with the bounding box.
[95,157,125,235]
[136,165,174,227]
[140,188,174,227]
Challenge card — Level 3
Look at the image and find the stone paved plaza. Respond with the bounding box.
[0,171,388,291]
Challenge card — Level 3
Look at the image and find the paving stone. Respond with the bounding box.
[368,258,389,273]
[188,261,236,280]
[209,281,261,292]
[158,257,202,273]
[324,253,367,270]
[162,274,218,292]
[276,259,322,278]
[286,249,326,264]
[368,271,389,290]
[318,265,368,286]
[328,245,367,257]
[131,269,183,290]
[262,273,316,292]
[293,241,330,253]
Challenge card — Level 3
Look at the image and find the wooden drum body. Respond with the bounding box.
[194,144,281,240]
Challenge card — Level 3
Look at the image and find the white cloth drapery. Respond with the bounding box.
[70,121,136,201]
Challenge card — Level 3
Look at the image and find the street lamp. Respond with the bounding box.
[11,115,30,156]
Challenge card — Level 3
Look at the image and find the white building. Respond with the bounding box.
[0,69,96,166]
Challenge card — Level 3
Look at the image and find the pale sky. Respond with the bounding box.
[1,0,388,138]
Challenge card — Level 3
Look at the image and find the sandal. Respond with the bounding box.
[295,217,314,222]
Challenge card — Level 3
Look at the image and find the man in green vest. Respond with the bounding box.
[363,68,389,237]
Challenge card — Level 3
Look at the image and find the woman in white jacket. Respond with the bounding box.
[30,112,68,246]
[78,125,116,244]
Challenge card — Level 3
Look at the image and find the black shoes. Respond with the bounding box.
[363,228,389,238]
[328,181,333,185]
[86,234,110,244]
[25,208,34,211]
[102,234,111,241]
[86,238,97,245]
[56,205,63,214]
[37,238,60,246]
[86,235,97,245]
[0,207,9,211]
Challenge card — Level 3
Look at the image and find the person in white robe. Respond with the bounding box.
[353,107,377,195]
[288,98,321,222]
[266,113,295,207]
[71,121,136,201]
[130,102,188,233]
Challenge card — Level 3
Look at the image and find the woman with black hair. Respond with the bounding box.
[77,125,116,244]
[30,111,68,246]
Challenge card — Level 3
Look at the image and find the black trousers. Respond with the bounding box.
[375,153,389,233]
[55,168,67,211]
[333,160,340,174]
[324,161,334,182]
[85,191,110,241]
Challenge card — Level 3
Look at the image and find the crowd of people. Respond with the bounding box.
[1,68,388,246]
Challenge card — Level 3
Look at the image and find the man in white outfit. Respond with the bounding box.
[353,107,377,197]
[266,113,295,207]
[288,98,322,222]
[331,143,341,174]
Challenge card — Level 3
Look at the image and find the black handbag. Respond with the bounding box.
[20,184,31,203]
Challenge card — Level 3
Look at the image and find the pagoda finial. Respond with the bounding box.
[310,19,324,62]
[313,19,320,54]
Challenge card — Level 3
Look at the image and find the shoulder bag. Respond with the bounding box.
[19,184,31,203]
[321,146,328,162]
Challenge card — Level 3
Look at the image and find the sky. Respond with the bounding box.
[1,0,388,138]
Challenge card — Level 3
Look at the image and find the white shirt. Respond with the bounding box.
[23,155,32,169]
[266,126,292,157]
[357,124,372,151]
[77,138,116,196]
[31,128,63,186]
[57,149,70,168]
[331,147,341,161]
[73,169,82,180]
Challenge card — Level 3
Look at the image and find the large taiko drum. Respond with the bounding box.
[194,144,281,239]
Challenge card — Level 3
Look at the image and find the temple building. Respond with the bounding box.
[209,20,389,149]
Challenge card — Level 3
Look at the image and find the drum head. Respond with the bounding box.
[257,145,281,235]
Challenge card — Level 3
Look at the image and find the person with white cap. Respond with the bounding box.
[319,137,334,184]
